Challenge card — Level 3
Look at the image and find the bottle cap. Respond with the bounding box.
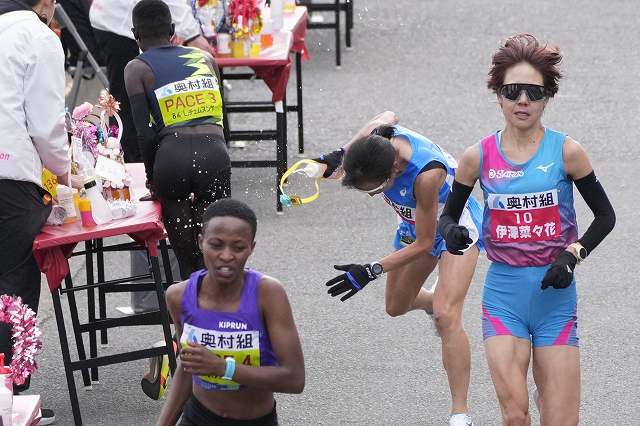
[0,353,11,374]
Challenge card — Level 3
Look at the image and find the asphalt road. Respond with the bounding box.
[29,1,639,424]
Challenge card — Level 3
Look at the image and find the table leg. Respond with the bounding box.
[149,254,177,373]
[84,240,98,382]
[275,96,288,212]
[335,0,341,67]
[159,239,174,287]
[64,275,91,388]
[346,0,353,47]
[295,52,304,154]
[97,239,107,346]
[220,70,231,144]
[52,288,83,425]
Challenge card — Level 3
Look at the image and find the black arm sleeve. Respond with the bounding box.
[437,180,474,235]
[573,171,616,256]
[128,93,159,182]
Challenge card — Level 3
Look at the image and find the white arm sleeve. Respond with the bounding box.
[24,32,70,176]
[165,0,201,41]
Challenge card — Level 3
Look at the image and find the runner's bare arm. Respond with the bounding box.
[345,111,399,148]
[454,143,481,187]
[378,167,446,272]
[562,137,592,179]
[156,282,191,426]
[232,277,305,393]
[124,59,160,182]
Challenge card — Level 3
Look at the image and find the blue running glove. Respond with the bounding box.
[325,264,378,301]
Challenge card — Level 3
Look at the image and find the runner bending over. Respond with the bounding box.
[316,112,483,425]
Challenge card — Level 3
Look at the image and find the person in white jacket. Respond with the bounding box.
[90,0,211,163]
[0,0,72,423]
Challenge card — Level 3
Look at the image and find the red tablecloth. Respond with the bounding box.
[33,164,163,292]
[213,6,309,103]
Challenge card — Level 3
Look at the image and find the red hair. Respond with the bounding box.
[487,34,563,98]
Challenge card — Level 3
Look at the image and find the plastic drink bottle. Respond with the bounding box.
[0,353,13,426]
[56,184,78,224]
[78,198,96,227]
[298,161,344,179]
[83,178,112,225]
[260,9,274,49]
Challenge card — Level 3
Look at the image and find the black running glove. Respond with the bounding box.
[325,264,378,302]
[541,250,577,290]
[313,148,345,178]
[441,223,473,255]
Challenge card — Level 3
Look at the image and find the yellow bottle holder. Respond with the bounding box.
[279,159,322,208]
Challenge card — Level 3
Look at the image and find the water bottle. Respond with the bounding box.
[0,353,13,426]
[56,184,78,224]
[83,179,112,225]
[298,161,326,178]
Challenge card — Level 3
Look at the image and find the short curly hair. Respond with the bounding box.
[487,34,563,98]
[202,198,257,239]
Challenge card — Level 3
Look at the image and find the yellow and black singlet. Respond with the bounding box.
[137,46,223,131]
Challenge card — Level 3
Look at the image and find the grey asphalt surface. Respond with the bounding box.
[30,1,639,424]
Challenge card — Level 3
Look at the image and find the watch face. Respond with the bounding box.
[578,247,587,259]
[372,263,383,276]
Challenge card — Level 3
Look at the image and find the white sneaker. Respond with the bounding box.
[425,277,439,336]
[449,412,474,426]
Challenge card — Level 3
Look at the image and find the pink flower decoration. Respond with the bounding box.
[0,295,41,385]
[72,102,94,120]
[109,125,119,138]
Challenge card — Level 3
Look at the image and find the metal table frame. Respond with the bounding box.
[51,238,177,425]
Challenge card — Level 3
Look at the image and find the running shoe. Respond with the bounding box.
[449,412,474,426]
[141,339,177,400]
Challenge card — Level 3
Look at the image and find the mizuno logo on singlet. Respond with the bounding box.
[536,162,555,173]
[218,321,248,330]
[488,168,524,179]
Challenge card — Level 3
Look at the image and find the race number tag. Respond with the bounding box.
[383,195,416,224]
[41,168,58,197]
[488,189,561,243]
[181,323,260,389]
[155,76,223,127]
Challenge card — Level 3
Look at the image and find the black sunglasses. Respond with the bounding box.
[500,84,546,102]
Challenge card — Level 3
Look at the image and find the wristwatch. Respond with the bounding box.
[370,262,384,277]
[568,242,588,264]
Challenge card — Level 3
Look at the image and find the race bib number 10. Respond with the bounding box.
[155,76,223,126]
[488,189,561,243]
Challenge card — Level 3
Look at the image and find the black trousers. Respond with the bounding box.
[0,180,51,392]
[58,0,104,67]
[93,29,141,163]
[154,128,231,279]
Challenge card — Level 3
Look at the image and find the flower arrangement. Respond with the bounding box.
[0,295,42,385]
[68,91,131,200]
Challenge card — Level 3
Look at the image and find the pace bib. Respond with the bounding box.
[155,76,223,127]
